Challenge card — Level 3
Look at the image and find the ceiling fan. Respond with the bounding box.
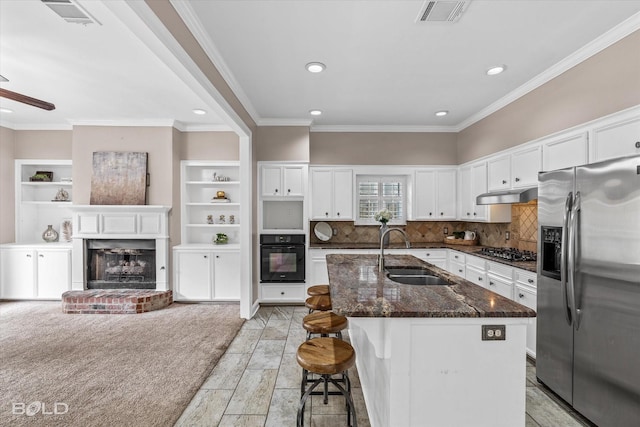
[0,75,56,111]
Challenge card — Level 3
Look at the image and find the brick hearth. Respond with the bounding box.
[62,290,173,314]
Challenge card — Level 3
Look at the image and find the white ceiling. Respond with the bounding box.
[1,0,640,132]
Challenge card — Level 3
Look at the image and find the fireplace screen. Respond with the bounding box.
[87,239,156,289]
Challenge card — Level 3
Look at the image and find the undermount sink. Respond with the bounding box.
[385,267,448,286]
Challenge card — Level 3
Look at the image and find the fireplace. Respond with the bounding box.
[71,205,171,291]
[86,239,156,289]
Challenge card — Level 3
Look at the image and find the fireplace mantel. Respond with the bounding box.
[70,205,171,291]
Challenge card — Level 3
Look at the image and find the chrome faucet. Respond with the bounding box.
[379,227,411,272]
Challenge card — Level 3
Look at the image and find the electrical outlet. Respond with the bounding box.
[444,227,449,235]
[505,231,510,240]
[482,325,506,341]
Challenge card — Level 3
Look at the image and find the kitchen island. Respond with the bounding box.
[327,254,536,427]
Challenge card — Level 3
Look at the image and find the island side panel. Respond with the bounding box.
[349,317,529,427]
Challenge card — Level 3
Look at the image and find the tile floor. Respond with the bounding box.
[176,305,593,427]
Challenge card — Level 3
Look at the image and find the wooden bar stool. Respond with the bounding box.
[305,294,332,313]
[296,337,357,427]
[303,311,348,340]
[307,284,330,296]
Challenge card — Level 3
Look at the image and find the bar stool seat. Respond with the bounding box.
[305,295,332,313]
[296,337,357,427]
[307,284,330,296]
[303,311,348,340]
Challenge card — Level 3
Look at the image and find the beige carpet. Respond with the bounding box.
[0,301,244,427]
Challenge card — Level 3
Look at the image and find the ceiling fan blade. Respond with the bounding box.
[0,88,55,111]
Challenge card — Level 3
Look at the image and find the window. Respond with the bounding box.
[356,175,407,225]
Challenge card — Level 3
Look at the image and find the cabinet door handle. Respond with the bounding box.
[473,212,477,216]
[635,141,640,148]
[458,269,463,273]
[454,255,459,259]
[429,212,432,216]
[478,277,483,281]
[26,254,32,258]
[287,189,291,193]
[489,281,495,286]
[426,253,430,257]
[39,254,44,258]
[515,177,520,182]
[160,266,165,270]
[216,255,220,259]
[274,189,278,193]
[528,278,534,284]
[502,179,507,184]
[337,212,340,217]
[440,212,443,216]
[204,255,208,259]
[466,212,470,216]
[281,291,285,295]
[519,293,525,299]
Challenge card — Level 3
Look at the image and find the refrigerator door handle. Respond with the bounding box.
[561,192,573,325]
[569,191,582,331]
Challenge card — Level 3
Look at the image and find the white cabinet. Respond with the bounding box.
[542,131,589,171]
[0,245,71,300]
[591,115,640,162]
[261,164,305,197]
[487,261,514,300]
[310,168,353,220]
[36,248,71,299]
[414,169,457,220]
[173,247,240,301]
[459,162,510,223]
[488,147,541,191]
[181,161,241,245]
[0,248,35,298]
[15,160,73,244]
[515,282,537,358]
[409,248,448,270]
[260,283,306,302]
[487,155,511,192]
[465,254,487,288]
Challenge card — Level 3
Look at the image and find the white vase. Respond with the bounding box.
[379,223,390,246]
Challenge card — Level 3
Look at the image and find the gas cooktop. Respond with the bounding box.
[478,247,537,262]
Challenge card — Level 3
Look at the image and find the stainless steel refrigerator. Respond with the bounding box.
[536,154,640,427]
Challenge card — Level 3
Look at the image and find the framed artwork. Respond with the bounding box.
[90,152,148,205]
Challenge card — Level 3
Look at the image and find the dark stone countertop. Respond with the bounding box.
[311,242,537,273]
[326,254,537,318]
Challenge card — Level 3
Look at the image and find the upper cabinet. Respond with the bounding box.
[459,162,511,223]
[542,131,589,172]
[261,164,305,197]
[15,159,73,244]
[414,169,456,220]
[310,168,353,220]
[487,146,541,191]
[590,115,640,163]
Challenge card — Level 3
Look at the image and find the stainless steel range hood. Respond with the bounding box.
[476,187,538,205]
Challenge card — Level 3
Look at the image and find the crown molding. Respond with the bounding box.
[311,124,458,133]
[457,11,640,131]
[177,123,234,132]
[0,120,73,131]
[258,118,313,127]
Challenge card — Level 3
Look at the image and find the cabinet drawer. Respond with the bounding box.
[515,284,537,310]
[466,254,486,270]
[515,269,537,287]
[465,266,486,288]
[261,284,305,301]
[487,274,513,300]
[449,251,465,264]
[487,261,514,280]
[449,261,465,277]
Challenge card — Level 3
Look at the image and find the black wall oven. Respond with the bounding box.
[260,234,305,282]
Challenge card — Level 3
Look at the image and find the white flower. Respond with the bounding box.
[374,208,392,224]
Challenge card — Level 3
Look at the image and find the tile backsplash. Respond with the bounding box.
[310,201,538,251]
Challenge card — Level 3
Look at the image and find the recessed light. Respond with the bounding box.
[305,62,326,73]
[309,110,323,116]
[435,110,448,117]
[192,109,206,115]
[487,65,506,76]
[0,107,13,113]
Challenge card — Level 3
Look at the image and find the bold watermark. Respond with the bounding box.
[12,401,68,416]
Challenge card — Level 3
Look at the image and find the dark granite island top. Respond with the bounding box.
[326,254,536,318]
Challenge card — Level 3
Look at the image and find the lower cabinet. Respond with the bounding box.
[260,283,305,302]
[409,249,447,270]
[173,247,240,301]
[0,245,71,300]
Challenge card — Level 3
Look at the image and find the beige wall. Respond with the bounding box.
[256,126,310,162]
[0,127,16,243]
[457,29,640,163]
[179,131,240,160]
[14,130,72,159]
[310,132,458,165]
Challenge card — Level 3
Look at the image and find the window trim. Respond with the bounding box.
[355,174,407,226]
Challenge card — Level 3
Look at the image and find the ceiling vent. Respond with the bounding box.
[416,1,469,23]
[41,0,101,25]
